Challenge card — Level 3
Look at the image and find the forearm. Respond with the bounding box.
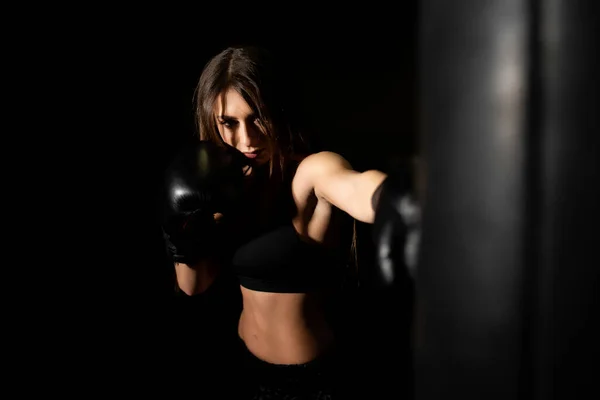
[316,169,387,224]
[347,170,387,223]
[174,259,220,296]
[300,151,387,224]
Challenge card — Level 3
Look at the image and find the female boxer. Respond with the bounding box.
[163,46,392,399]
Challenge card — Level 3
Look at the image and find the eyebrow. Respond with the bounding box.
[218,113,257,120]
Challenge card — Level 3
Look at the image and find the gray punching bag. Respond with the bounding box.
[417,1,598,399]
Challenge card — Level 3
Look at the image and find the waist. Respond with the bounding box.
[238,294,334,364]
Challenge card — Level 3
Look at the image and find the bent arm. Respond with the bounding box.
[298,152,387,223]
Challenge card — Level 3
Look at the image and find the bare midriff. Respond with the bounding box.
[238,285,334,365]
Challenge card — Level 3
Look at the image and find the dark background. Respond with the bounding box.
[30,3,598,397]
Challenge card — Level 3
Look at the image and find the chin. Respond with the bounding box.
[253,154,271,167]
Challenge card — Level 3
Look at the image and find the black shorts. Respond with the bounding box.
[238,340,345,400]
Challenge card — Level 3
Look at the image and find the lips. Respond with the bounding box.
[242,149,262,159]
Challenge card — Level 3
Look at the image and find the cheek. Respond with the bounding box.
[217,126,233,146]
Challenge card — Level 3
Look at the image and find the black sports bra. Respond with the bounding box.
[232,224,343,293]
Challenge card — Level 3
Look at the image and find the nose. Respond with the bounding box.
[237,122,260,148]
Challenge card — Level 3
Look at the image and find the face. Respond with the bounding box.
[214,88,271,166]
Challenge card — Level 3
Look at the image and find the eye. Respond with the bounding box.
[218,119,237,128]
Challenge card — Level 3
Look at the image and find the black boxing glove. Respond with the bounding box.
[370,167,422,286]
[161,141,251,265]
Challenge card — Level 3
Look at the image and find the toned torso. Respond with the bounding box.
[238,163,346,364]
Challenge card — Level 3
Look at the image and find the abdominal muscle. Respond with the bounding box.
[238,285,335,365]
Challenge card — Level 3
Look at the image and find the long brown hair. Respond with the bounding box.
[193,45,308,179]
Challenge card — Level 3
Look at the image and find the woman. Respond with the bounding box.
[164,46,389,398]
